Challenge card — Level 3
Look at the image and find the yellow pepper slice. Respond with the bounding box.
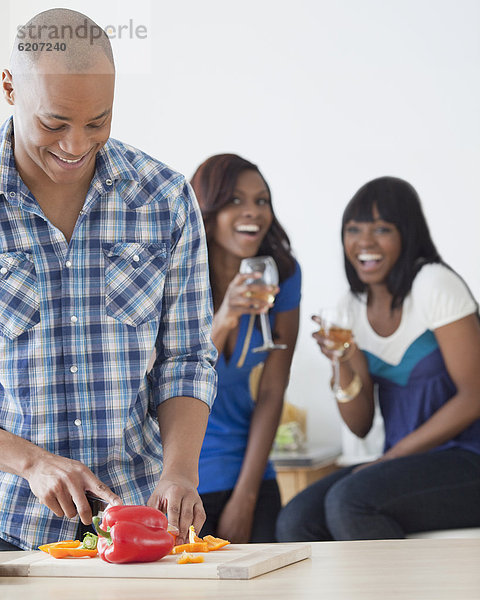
[177,551,204,564]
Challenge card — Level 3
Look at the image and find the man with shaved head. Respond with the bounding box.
[0,9,217,550]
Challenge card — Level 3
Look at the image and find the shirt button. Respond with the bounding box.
[9,191,15,198]
[0,267,7,275]
[132,254,140,262]
[65,260,72,268]
[105,179,113,186]
[70,365,78,373]
[70,315,78,323]
[74,419,82,426]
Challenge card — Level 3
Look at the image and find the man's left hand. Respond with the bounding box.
[147,475,205,545]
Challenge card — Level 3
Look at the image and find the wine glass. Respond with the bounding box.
[239,256,287,353]
[316,306,354,394]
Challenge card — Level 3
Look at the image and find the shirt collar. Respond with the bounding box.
[91,137,141,192]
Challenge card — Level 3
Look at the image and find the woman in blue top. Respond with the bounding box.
[191,154,301,543]
[276,176,480,541]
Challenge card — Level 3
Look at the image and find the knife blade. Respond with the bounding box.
[85,492,109,516]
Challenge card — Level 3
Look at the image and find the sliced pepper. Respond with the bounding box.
[81,531,98,550]
[47,547,98,559]
[188,525,203,544]
[177,551,204,564]
[38,540,80,552]
[39,536,98,559]
[171,542,209,554]
[203,535,230,551]
[179,526,230,552]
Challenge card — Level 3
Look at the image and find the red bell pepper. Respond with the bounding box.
[92,505,174,564]
[100,505,168,531]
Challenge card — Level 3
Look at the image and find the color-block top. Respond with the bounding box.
[344,263,480,453]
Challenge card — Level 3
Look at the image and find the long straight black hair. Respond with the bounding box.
[342,176,444,309]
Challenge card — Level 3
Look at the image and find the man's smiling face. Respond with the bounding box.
[4,52,114,190]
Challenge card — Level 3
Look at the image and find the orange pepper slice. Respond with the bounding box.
[172,526,230,554]
[47,547,98,559]
[177,551,204,564]
[203,535,230,551]
[171,542,209,554]
[39,539,98,559]
[38,540,81,552]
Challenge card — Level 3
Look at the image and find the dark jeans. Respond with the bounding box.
[0,537,22,551]
[276,448,480,541]
[200,478,281,543]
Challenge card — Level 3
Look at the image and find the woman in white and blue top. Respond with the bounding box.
[277,176,480,541]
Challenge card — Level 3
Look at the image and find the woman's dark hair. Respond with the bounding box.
[191,153,296,283]
[342,176,443,309]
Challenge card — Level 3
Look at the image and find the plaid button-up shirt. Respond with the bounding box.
[0,117,217,550]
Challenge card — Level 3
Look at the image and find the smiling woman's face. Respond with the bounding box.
[343,206,402,286]
[210,169,273,260]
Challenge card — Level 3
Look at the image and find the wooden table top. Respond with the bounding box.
[1,538,479,599]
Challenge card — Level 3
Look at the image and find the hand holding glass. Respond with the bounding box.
[239,256,287,353]
[316,307,354,394]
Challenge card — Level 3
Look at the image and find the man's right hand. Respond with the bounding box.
[25,451,122,524]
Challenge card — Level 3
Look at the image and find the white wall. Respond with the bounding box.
[2,0,479,449]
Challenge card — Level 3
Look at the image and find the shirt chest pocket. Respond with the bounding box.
[102,242,168,327]
[0,251,40,340]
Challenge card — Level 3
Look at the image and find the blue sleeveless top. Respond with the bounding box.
[198,261,301,494]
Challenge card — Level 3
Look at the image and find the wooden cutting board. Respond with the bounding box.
[0,543,310,580]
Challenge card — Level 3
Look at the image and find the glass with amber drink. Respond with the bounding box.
[316,306,354,393]
[240,256,287,352]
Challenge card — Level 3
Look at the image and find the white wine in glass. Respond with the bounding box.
[316,306,354,393]
[240,256,287,353]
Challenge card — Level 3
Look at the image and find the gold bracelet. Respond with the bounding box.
[334,372,363,403]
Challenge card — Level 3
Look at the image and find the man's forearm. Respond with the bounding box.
[0,428,45,478]
[156,396,210,481]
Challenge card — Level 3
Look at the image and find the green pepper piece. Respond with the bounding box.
[81,531,98,550]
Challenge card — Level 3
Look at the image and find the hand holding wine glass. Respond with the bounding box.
[239,256,287,353]
[313,306,354,394]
